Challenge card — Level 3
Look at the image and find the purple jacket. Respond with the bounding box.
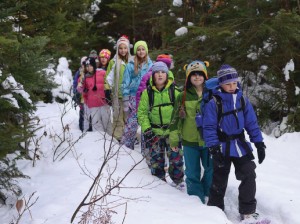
[135,68,152,108]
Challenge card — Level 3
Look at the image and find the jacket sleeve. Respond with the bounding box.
[73,70,80,94]
[137,90,151,132]
[105,60,114,89]
[203,99,219,147]
[169,93,182,147]
[136,72,151,108]
[243,97,263,143]
[121,63,132,98]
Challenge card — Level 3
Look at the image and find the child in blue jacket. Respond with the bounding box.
[121,40,153,149]
[203,64,266,222]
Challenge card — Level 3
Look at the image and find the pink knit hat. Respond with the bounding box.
[117,35,130,49]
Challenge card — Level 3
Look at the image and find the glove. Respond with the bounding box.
[105,89,112,106]
[208,145,224,167]
[255,142,266,164]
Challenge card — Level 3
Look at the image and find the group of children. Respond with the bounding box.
[72,35,267,223]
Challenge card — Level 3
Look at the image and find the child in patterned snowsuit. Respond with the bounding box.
[138,61,184,185]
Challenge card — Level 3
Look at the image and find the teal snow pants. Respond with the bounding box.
[183,145,213,203]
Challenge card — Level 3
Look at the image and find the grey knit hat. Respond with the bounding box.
[152,61,169,75]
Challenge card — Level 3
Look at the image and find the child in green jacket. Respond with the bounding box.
[169,60,213,203]
[138,62,184,187]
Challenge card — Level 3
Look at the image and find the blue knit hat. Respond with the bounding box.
[152,61,169,75]
[217,64,239,85]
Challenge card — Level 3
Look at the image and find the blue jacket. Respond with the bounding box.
[121,57,153,98]
[203,87,263,157]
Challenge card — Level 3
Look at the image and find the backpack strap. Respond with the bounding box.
[148,83,178,112]
[214,95,253,161]
[147,85,154,110]
[213,95,246,126]
[212,95,223,123]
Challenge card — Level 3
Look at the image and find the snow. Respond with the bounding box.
[0,65,300,224]
[1,100,299,224]
[51,57,73,101]
[175,27,188,36]
[1,94,20,109]
[1,74,32,105]
[283,59,294,81]
[173,0,182,7]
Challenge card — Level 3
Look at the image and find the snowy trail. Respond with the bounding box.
[1,101,299,224]
[133,131,297,224]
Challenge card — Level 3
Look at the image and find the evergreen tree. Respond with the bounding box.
[169,0,300,133]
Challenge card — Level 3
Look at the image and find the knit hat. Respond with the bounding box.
[85,57,97,71]
[152,61,169,75]
[217,64,239,85]
[134,40,148,54]
[89,49,99,63]
[117,35,130,50]
[80,56,87,65]
[99,49,111,60]
[89,50,98,58]
[156,54,172,69]
[184,60,209,80]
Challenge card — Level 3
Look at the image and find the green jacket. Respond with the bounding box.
[105,56,127,98]
[169,87,205,147]
[138,78,180,136]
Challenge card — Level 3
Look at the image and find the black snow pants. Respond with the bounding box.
[207,154,257,214]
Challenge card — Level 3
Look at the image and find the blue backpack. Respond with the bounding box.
[195,77,246,138]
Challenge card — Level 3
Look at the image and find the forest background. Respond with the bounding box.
[0,0,300,209]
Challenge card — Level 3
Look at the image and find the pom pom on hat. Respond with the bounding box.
[99,49,111,60]
[156,54,172,69]
[217,64,239,85]
[134,40,148,54]
[184,60,209,80]
[152,61,169,75]
[80,56,87,65]
[85,57,97,71]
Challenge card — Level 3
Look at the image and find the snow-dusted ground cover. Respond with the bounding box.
[0,99,299,224]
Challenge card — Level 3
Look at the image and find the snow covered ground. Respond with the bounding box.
[0,99,299,224]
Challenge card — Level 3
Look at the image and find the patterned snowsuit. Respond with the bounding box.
[138,77,184,184]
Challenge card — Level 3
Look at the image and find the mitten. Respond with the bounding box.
[105,89,112,106]
[208,145,224,167]
[255,142,266,164]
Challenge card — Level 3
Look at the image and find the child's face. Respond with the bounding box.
[100,57,108,66]
[136,46,147,59]
[154,71,167,87]
[220,82,238,93]
[190,73,205,87]
[118,44,128,57]
[86,64,94,73]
